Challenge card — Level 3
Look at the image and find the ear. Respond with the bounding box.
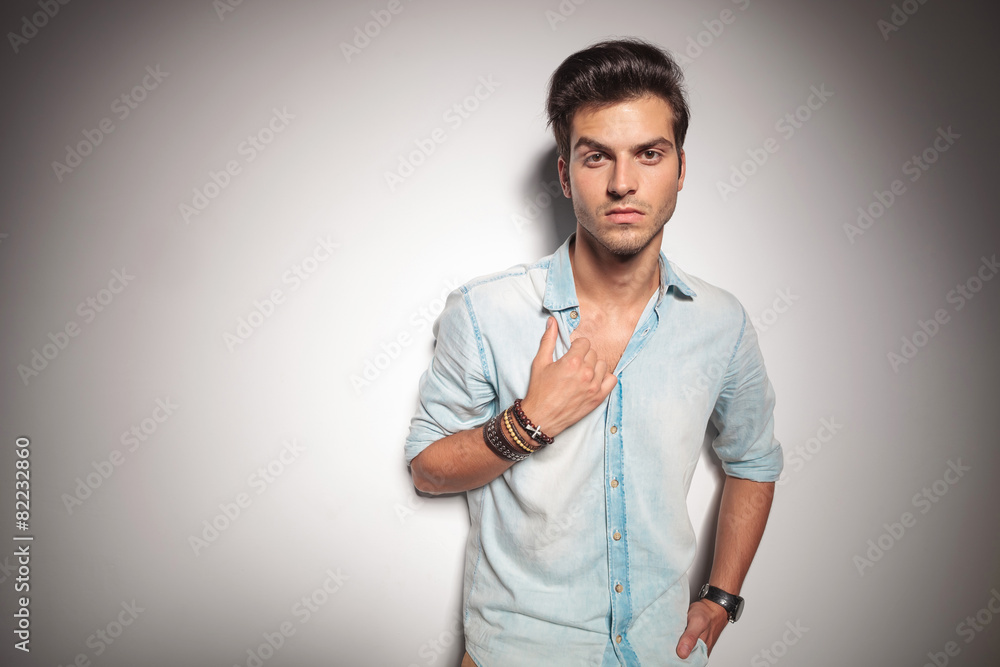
[557,155,572,198]
[677,149,686,192]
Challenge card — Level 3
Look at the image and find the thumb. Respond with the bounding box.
[533,316,557,367]
[676,608,708,660]
[675,626,700,660]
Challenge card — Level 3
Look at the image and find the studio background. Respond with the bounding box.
[2,0,999,665]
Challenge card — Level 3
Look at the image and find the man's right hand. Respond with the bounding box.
[520,316,618,438]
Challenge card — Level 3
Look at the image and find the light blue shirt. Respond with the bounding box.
[406,234,782,666]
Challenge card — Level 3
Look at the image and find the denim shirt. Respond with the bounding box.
[406,234,782,667]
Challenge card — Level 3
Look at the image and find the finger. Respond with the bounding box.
[565,336,591,358]
[599,371,618,397]
[533,317,558,367]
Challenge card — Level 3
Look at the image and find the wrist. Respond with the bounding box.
[699,598,730,625]
[518,396,562,439]
[698,584,745,624]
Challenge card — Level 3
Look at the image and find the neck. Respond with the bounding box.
[569,227,661,309]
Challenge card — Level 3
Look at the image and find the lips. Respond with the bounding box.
[605,207,644,223]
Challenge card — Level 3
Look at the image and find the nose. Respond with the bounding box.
[608,159,638,198]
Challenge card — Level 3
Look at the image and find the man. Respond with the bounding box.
[406,38,782,667]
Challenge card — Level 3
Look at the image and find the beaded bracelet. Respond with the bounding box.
[482,412,528,462]
[503,407,538,454]
[512,398,554,446]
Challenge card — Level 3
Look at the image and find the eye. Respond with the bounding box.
[585,153,605,164]
[641,150,662,162]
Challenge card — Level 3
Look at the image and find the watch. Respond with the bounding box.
[699,584,745,623]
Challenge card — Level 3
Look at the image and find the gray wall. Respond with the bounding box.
[2,0,998,665]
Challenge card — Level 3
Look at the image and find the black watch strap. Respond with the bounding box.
[699,584,745,623]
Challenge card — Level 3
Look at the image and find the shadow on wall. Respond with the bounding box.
[689,426,727,602]
[526,147,577,253]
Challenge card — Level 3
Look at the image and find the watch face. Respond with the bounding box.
[732,597,745,622]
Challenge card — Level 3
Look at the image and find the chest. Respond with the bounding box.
[569,308,641,371]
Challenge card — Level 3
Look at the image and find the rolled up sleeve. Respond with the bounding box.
[709,309,783,482]
[405,289,497,465]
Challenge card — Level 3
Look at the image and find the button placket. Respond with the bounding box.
[606,378,631,650]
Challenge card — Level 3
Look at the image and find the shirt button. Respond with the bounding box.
[569,310,578,319]
[610,425,618,434]
[641,328,649,336]
[610,479,619,488]
[613,531,621,541]
[615,583,623,593]
[616,635,623,644]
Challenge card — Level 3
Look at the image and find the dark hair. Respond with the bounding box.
[546,38,690,163]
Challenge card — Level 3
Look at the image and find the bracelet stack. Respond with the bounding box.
[513,398,555,446]
[482,400,554,463]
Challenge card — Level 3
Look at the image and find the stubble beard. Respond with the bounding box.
[573,198,673,258]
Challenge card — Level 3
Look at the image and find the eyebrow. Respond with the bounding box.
[573,135,675,155]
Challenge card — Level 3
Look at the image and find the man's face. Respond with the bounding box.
[558,95,686,258]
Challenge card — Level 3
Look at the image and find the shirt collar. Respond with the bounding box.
[543,234,697,312]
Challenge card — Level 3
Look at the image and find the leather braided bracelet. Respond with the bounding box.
[503,407,538,454]
[512,398,554,446]
[482,412,528,462]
